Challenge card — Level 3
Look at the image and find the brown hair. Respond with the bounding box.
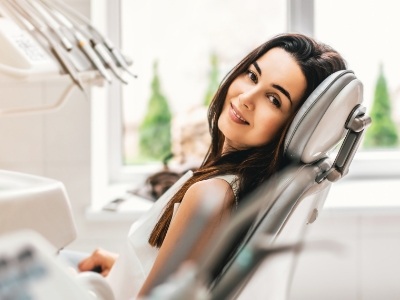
[149,33,347,247]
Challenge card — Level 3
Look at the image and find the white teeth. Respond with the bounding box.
[233,108,246,122]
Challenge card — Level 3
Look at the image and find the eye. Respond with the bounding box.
[267,94,282,108]
[246,70,258,83]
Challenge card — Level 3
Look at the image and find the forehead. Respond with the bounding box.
[255,48,307,106]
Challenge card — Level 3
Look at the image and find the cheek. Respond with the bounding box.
[219,85,236,124]
[217,102,229,132]
[254,114,287,145]
[226,78,247,98]
[225,85,236,101]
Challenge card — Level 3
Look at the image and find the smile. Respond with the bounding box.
[230,103,249,125]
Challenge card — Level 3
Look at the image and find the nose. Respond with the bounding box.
[239,91,255,111]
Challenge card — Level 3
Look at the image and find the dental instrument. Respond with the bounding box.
[74,30,113,83]
[47,0,137,78]
[0,0,134,116]
[29,0,114,83]
[47,3,128,84]
[39,1,121,85]
[27,0,73,52]
[91,38,129,84]
[2,0,86,94]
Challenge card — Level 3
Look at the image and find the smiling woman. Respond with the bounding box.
[218,48,306,150]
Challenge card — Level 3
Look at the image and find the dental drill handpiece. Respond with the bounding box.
[28,0,73,52]
[70,15,134,83]
[73,30,113,84]
[81,25,130,84]
[47,0,137,78]
[44,6,117,84]
[3,0,86,94]
[32,0,113,84]
[91,39,129,84]
[97,35,137,79]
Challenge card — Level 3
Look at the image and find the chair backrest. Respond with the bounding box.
[203,70,371,300]
[143,70,371,300]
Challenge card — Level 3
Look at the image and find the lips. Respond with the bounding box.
[229,103,249,125]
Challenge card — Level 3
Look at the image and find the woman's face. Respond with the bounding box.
[218,47,307,152]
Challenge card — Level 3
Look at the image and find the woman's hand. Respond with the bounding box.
[78,248,119,277]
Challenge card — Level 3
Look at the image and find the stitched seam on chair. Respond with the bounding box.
[284,70,354,153]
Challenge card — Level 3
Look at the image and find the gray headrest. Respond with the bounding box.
[284,70,363,163]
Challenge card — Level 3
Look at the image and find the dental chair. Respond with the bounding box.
[143,69,371,300]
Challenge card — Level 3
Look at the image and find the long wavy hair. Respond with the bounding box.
[149,33,347,247]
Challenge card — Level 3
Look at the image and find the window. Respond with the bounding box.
[113,0,287,183]
[313,0,400,178]
[94,0,399,209]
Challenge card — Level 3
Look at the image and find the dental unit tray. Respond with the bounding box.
[0,0,134,115]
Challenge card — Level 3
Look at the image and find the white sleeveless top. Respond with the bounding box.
[106,171,238,300]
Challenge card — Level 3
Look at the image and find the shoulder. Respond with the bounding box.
[182,177,235,210]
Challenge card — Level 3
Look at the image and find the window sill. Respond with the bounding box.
[86,186,154,222]
[324,177,399,210]
[347,150,400,178]
[85,175,399,223]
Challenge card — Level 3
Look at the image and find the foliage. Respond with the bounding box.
[203,52,220,106]
[139,61,172,161]
[364,65,399,148]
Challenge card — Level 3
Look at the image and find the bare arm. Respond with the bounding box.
[137,177,235,297]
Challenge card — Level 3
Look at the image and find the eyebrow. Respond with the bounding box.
[252,62,293,106]
[253,62,262,75]
[272,84,293,106]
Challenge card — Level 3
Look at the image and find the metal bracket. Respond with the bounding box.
[316,105,372,183]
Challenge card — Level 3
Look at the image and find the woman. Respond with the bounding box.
[78,33,347,299]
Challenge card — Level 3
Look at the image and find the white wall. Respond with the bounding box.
[290,208,400,300]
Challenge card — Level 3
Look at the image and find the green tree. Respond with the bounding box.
[364,64,399,148]
[139,61,172,161]
[203,52,220,106]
